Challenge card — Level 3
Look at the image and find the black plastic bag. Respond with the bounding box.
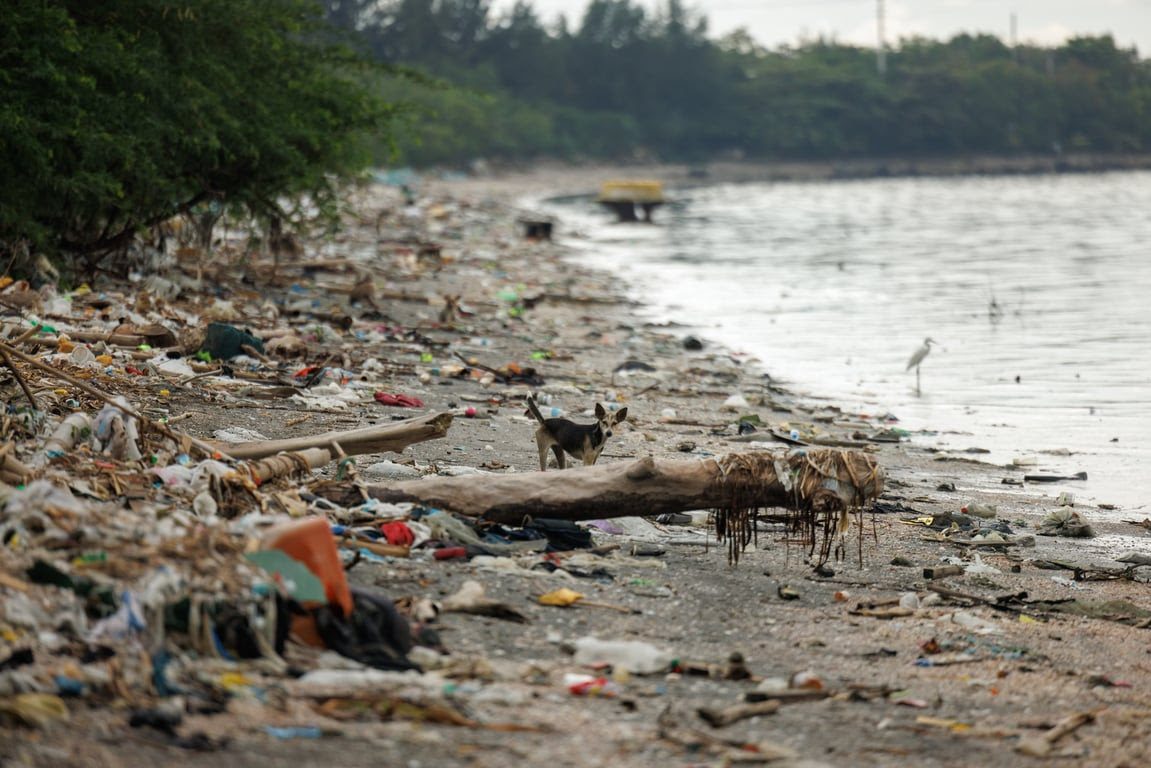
[313,587,416,671]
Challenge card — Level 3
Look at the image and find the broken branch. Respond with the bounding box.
[698,700,781,728]
[211,411,453,460]
[1016,706,1105,757]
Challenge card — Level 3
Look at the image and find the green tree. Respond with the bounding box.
[481,2,565,101]
[318,0,1150,167]
[1054,36,1146,150]
[0,0,402,273]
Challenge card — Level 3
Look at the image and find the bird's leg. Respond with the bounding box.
[915,365,921,396]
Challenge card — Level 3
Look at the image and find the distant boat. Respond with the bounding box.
[598,180,665,222]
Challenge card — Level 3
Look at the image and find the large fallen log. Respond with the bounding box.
[212,411,453,461]
[363,449,884,566]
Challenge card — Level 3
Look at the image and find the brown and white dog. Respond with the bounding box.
[524,396,627,471]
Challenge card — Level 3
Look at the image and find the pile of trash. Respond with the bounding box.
[2,185,790,751]
[0,192,549,736]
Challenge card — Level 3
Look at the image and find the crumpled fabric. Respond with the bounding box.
[373,392,424,407]
[379,520,415,547]
[423,510,547,555]
[313,588,415,671]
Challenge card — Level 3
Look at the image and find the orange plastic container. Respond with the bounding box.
[262,516,353,646]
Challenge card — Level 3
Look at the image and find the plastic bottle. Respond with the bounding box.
[151,465,193,486]
[962,502,997,518]
[572,636,673,675]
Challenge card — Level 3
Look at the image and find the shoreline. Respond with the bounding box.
[433,152,1151,200]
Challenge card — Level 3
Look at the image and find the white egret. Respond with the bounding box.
[906,337,936,396]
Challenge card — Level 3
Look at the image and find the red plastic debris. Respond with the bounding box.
[374,392,425,407]
[380,521,415,547]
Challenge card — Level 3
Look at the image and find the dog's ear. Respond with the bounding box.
[614,407,628,423]
[595,403,607,419]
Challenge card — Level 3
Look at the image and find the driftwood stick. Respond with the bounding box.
[365,450,884,526]
[334,535,409,558]
[0,348,39,410]
[245,448,332,484]
[1016,707,1106,757]
[213,411,454,460]
[743,689,832,704]
[0,571,31,592]
[12,323,45,344]
[1,456,31,484]
[697,700,781,728]
[15,327,177,349]
[11,333,180,357]
[0,442,27,484]
[59,330,154,347]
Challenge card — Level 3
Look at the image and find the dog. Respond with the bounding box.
[438,294,460,325]
[525,396,627,471]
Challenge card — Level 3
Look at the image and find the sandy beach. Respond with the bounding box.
[3,164,1150,767]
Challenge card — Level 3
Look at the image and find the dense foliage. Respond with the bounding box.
[1,0,402,267]
[322,0,1151,166]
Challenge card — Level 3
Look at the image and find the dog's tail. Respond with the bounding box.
[524,394,546,424]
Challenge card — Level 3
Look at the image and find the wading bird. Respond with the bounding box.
[906,337,936,396]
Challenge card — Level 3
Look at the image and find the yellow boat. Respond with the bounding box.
[598,180,665,222]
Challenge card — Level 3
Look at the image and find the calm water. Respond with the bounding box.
[534,171,1151,514]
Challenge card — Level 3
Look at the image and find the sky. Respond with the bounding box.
[493,0,1151,56]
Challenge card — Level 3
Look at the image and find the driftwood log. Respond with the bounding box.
[212,411,453,461]
[364,449,884,565]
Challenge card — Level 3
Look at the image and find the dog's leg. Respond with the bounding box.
[551,444,566,470]
[536,431,550,471]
